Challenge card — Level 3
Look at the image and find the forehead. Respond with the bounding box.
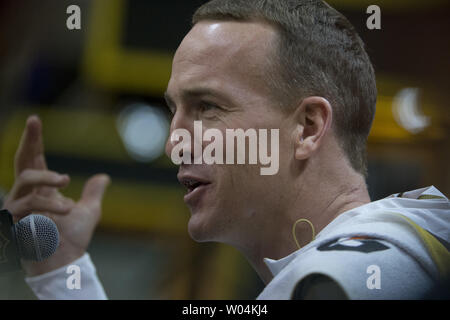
[168,20,278,99]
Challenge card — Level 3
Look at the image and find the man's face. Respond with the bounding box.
[165,21,294,244]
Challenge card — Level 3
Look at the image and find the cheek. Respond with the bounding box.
[216,162,268,207]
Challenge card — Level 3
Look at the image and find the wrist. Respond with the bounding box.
[22,249,84,277]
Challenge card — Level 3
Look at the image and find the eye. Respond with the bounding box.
[199,101,219,112]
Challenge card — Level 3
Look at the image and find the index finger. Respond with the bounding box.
[14,115,48,177]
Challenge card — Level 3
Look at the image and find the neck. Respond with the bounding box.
[236,163,371,285]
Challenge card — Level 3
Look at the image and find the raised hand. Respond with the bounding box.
[2,115,111,276]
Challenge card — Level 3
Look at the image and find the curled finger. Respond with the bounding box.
[9,169,70,200]
[6,193,75,222]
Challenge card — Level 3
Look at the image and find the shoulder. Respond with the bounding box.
[268,236,435,299]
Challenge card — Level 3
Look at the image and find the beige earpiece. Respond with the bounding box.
[292,218,315,249]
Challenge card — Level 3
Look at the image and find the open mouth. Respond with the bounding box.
[177,171,213,206]
[180,178,210,194]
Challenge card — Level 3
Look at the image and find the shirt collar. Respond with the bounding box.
[263,254,297,277]
[262,236,322,277]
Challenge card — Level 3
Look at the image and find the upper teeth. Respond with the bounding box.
[185,179,199,188]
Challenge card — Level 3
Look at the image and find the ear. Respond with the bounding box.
[292,97,333,160]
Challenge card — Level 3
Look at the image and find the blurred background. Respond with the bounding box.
[0,0,448,299]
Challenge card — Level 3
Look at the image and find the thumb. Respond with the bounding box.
[79,174,111,209]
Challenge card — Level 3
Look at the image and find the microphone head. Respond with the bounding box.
[15,214,59,261]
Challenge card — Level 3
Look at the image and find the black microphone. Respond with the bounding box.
[0,209,59,273]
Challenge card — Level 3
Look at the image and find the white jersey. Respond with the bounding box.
[258,186,450,299]
[25,186,450,300]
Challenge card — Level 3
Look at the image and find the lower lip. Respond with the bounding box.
[183,183,211,206]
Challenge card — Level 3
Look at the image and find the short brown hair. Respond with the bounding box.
[192,0,377,177]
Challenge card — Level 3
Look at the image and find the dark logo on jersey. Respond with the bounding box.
[317,237,389,254]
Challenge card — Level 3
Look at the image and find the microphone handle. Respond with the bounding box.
[0,210,22,274]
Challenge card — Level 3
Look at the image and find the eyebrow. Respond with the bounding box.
[164,87,233,109]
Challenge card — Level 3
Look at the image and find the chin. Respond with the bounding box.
[186,208,222,243]
[187,211,210,242]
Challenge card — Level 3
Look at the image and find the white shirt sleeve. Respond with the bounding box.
[24,253,107,300]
